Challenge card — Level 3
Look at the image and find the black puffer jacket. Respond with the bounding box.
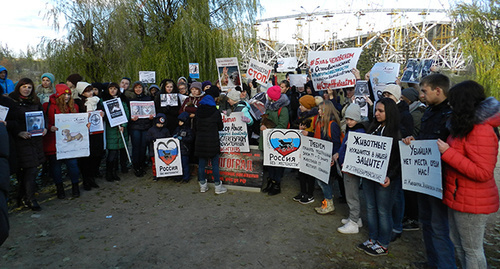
[194,105,223,158]
[8,93,45,168]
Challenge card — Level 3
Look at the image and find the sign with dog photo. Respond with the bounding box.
[262,129,302,168]
[130,101,156,119]
[154,138,183,177]
[25,111,44,136]
[55,113,90,160]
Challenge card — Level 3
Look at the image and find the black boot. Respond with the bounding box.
[56,183,66,199]
[268,181,281,196]
[29,199,42,211]
[112,160,121,181]
[89,177,99,188]
[106,161,114,182]
[133,163,143,177]
[72,183,80,198]
[82,177,92,191]
[262,178,272,193]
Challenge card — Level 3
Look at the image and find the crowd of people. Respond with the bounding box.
[0,63,498,268]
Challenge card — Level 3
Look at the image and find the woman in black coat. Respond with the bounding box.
[8,78,46,211]
[194,95,226,194]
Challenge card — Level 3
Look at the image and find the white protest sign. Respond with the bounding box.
[154,138,183,177]
[354,80,370,117]
[160,93,179,107]
[139,71,156,83]
[247,59,272,86]
[220,112,249,153]
[130,101,156,118]
[342,132,393,184]
[103,99,128,127]
[399,140,442,199]
[189,63,200,79]
[308,48,362,90]
[276,57,297,72]
[25,111,44,136]
[0,105,8,121]
[88,110,104,134]
[263,129,302,168]
[55,113,90,160]
[216,57,241,91]
[289,74,307,87]
[299,136,333,184]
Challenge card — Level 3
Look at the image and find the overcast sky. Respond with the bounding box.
[3,0,455,56]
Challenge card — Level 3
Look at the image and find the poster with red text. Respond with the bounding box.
[308,48,362,90]
[246,59,272,86]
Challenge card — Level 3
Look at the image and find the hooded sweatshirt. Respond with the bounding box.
[0,66,14,94]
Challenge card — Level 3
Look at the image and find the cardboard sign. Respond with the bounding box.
[220,112,250,153]
[247,59,272,86]
[204,146,263,189]
[263,129,302,168]
[216,57,242,91]
[189,63,200,79]
[342,132,393,184]
[55,113,90,160]
[103,99,128,127]
[88,110,104,134]
[130,101,156,118]
[299,136,333,184]
[139,71,156,83]
[276,57,298,72]
[25,111,44,136]
[369,62,401,101]
[154,138,183,177]
[308,48,362,90]
[399,140,443,199]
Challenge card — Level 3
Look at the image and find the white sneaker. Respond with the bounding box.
[199,182,208,193]
[337,219,359,234]
[214,183,227,194]
[341,218,363,228]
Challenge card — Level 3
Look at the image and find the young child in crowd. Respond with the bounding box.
[173,112,194,183]
[146,113,171,182]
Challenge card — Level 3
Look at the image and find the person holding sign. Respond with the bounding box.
[356,98,401,256]
[155,79,180,134]
[437,81,500,269]
[129,81,154,177]
[102,83,130,182]
[313,100,342,214]
[9,78,47,210]
[43,84,81,199]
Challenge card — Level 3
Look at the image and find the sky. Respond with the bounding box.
[2,0,456,56]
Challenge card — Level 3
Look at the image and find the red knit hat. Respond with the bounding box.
[56,84,71,98]
[267,85,281,101]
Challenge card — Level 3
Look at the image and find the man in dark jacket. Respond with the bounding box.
[403,74,455,269]
[0,123,10,246]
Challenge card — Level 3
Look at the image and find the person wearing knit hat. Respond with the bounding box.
[75,81,93,96]
[190,81,202,92]
[179,81,204,117]
[148,84,160,98]
[202,81,212,91]
[401,87,419,103]
[65,73,83,90]
[55,84,72,98]
[299,95,316,110]
[226,89,241,103]
[224,90,254,126]
[205,85,220,99]
[172,111,194,183]
[266,85,281,101]
[382,84,402,103]
[36,73,56,104]
[194,93,227,194]
[344,103,361,122]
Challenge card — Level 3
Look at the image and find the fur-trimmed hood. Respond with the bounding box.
[265,93,290,111]
[476,97,500,124]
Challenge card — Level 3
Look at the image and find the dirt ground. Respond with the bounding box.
[1,162,499,268]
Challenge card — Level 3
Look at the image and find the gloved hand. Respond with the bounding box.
[241,116,251,123]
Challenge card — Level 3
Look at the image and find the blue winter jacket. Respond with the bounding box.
[0,66,14,94]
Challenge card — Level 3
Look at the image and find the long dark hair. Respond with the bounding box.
[369,97,400,139]
[102,82,128,103]
[159,79,178,94]
[448,80,486,138]
[10,78,40,104]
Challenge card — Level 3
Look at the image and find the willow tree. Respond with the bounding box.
[40,0,261,83]
[452,0,500,98]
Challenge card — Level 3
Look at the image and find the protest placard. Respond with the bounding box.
[189,63,200,79]
[399,140,442,199]
[103,98,128,127]
[342,132,393,184]
[354,80,370,117]
[299,136,333,184]
[276,57,297,72]
[247,59,272,86]
[263,129,302,168]
[308,48,362,90]
[130,101,155,119]
[219,112,249,153]
[154,138,183,177]
[401,59,434,84]
[160,93,179,107]
[25,111,44,136]
[204,146,263,190]
[139,71,155,83]
[0,105,8,121]
[55,113,90,160]
[289,74,307,88]
[369,62,400,101]
[88,110,104,134]
[216,57,241,91]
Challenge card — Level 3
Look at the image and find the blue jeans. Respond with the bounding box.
[392,177,404,233]
[363,178,393,248]
[198,154,220,184]
[181,155,190,181]
[418,194,456,269]
[317,178,333,200]
[129,129,148,165]
[267,166,284,182]
[49,155,80,184]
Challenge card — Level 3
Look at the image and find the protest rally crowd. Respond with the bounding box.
[0,57,499,269]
